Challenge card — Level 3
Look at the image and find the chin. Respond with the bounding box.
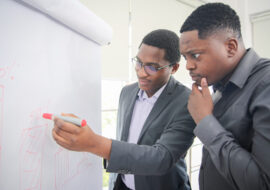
[194,80,201,86]
[195,78,211,86]
[138,84,148,91]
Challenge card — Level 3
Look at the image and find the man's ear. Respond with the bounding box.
[171,63,179,74]
[226,38,238,57]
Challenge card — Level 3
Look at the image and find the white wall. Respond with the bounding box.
[248,0,270,58]
[207,0,270,48]
[246,0,270,52]
[80,0,270,83]
[80,0,194,84]
[80,0,130,80]
[239,0,270,48]
[247,0,270,14]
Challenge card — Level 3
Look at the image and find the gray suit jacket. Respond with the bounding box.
[106,76,195,190]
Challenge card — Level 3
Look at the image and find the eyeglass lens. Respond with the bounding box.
[135,61,157,75]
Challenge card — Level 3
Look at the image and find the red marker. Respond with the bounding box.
[42,113,87,127]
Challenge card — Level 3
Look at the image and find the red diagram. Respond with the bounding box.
[0,62,17,168]
[19,107,93,190]
[1,62,93,189]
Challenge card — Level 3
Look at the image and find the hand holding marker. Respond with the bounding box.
[42,113,87,127]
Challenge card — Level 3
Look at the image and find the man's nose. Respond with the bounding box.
[186,59,196,70]
[136,66,148,77]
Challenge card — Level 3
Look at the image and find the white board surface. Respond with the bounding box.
[0,0,112,189]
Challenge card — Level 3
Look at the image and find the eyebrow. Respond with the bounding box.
[181,49,204,55]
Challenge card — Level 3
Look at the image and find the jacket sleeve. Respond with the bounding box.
[194,81,270,190]
[106,105,195,175]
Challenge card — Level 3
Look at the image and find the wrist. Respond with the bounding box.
[86,132,112,160]
[195,112,212,124]
[86,130,99,151]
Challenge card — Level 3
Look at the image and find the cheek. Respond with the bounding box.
[151,75,162,85]
[196,62,212,75]
[197,61,220,83]
[152,73,168,85]
[207,63,228,83]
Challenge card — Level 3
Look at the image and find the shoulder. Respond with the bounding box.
[160,77,191,110]
[170,77,191,99]
[175,81,191,94]
[250,57,270,85]
[245,57,270,105]
[252,57,270,72]
[120,82,138,95]
[122,82,138,91]
[118,82,139,103]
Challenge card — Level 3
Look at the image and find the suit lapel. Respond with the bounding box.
[137,77,176,143]
[120,85,140,141]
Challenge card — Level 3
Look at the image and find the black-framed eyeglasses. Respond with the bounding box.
[132,57,174,75]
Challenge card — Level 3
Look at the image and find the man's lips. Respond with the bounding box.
[139,79,150,85]
[189,73,202,81]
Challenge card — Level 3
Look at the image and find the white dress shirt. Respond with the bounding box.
[122,83,167,190]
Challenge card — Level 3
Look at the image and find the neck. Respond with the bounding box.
[218,45,247,87]
[144,76,171,97]
[145,87,160,98]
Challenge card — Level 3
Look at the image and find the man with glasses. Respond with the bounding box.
[52,29,195,190]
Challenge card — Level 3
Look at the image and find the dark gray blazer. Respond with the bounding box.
[105,76,195,190]
[194,49,270,190]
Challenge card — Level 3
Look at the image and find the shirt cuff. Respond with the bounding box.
[194,114,226,146]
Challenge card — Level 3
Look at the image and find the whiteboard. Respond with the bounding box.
[0,0,112,189]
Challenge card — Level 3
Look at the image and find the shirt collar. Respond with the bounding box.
[229,48,259,88]
[214,48,259,91]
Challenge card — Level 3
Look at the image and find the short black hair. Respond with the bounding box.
[140,29,180,64]
[180,3,242,39]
